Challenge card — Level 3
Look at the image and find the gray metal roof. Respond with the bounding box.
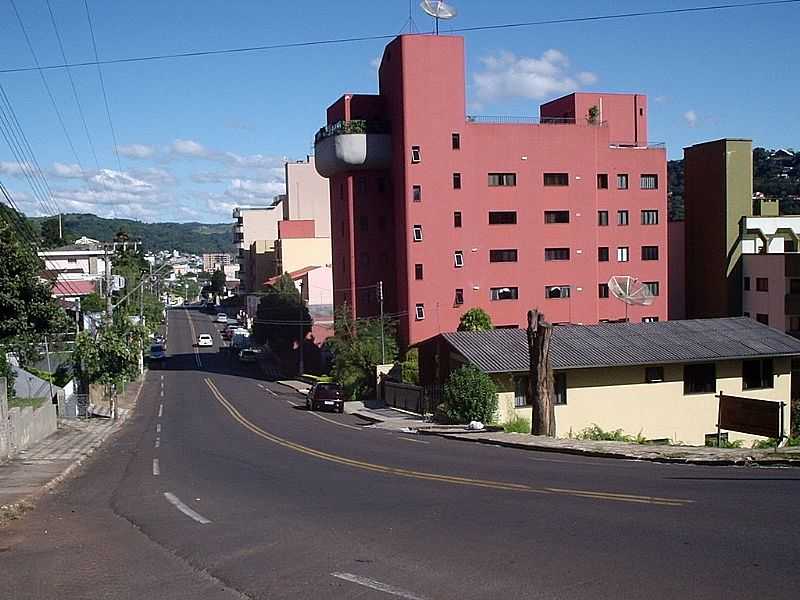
[440,317,800,373]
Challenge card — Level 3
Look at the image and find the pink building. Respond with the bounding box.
[315,35,667,346]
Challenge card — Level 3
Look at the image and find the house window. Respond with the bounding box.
[642,316,659,323]
[451,133,460,150]
[743,277,751,291]
[545,285,571,299]
[488,172,516,187]
[790,278,800,294]
[645,366,664,383]
[790,316,800,331]
[644,281,660,296]
[412,225,423,242]
[742,359,773,390]
[415,303,425,320]
[453,172,462,189]
[514,376,529,407]
[598,247,609,262]
[617,173,629,189]
[454,251,464,268]
[543,173,569,186]
[618,210,629,225]
[453,211,462,228]
[545,248,570,261]
[640,174,659,190]
[490,249,518,263]
[598,283,609,298]
[756,277,769,292]
[490,287,518,301]
[67,257,77,263]
[414,264,423,280]
[617,247,629,262]
[544,210,569,224]
[411,145,421,163]
[598,210,609,226]
[454,288,464,305]
[357,177,367,193]
[554,373,567,405]
[706,432,729,447]
[756,313,769,325]
[597,174,609,189]
[489,211,517,225]
[412,185,421,202]
[684,363,716,394]
[641,210,659,225]
[359,215,369,232]
[642,246,659,260]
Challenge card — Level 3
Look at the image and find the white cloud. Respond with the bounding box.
[473,49,597,103]
[131,167,176,186]
[51,162,84,178]
[683,109,698,128]
[171,138,210,158]
[0,161,26,177]
[225,178,285,200]
[118,143,156,159]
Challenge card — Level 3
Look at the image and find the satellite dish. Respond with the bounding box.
[420,0,457,35]
[608,275,653,321]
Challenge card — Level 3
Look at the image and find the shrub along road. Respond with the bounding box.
[1,308,799,599]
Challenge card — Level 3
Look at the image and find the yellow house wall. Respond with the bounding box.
[494,359,791,446]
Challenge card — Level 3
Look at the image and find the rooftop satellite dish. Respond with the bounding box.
[608,275,654,321]
[420,0,457,35]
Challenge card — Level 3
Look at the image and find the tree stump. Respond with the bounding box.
[527,309,555,436]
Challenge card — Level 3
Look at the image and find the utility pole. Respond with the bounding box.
[378,280,385,364]
[57,213,62,240]
[44,334,55,407]
[104,244,113,319]
[298,281,305,376]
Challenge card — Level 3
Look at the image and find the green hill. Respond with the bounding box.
[32,213,233,254]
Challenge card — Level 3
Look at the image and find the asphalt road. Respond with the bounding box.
[2,308,800,599]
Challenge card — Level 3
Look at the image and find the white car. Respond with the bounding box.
[215,313,228,324]
[197,334,213,347]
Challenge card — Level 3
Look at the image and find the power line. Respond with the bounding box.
[83,0,121,171]
[0,1,796,74]
[46,0,100,170]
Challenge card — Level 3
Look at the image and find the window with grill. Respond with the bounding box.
[454,251,464,268]
[598,247,609,262]
[756,277,769,292]
[617,173,629,189]
[453,172,462,189]
[415,304,425,320]
[642,246,659,260]
[543,173,569,186]
[684,363,716,395]
[598,283,609,298]
[411,146,421,163]
[545,285,571,299]
[490,249,518,262]
[544,210,569,224]
[412,185,421,202]
[453,211,462,228]
[490,287,518,300]
[641,210,659,225]
[645,366,664,383]
[744,277,751,291]
[644,281,660,296]
[756,313,769,325]
[412,225,423,242]
[597,174,609,189]
[640,174,658,190]
[617,247,629,262]
[414,264,423,280]
[554,373,567,405]
[642,316,659,323]
[454,288,464,305]
[451,133,460,150]
[488,172,517,187]
[514,376,529,407]
[598,210,609,226]
[742,359,773,390]
[545,248,570,261]
[489,211,517,225]
[618,210,629,225]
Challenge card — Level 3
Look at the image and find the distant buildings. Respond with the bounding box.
[233,204,283,293]
[315,34,668,346]
[202,252,232,273]
[38,237,107,302]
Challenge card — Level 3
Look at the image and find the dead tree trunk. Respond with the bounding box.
[527,309,555,436]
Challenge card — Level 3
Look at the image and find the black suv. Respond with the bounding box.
[306,383,344,413]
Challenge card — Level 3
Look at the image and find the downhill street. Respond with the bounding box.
[2,308,799,599]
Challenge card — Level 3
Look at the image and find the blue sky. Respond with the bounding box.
[0,0,797,223]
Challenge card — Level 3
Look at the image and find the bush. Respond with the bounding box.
[443,365,497,423]
[576,424,647,444]
[503,415,530,433]
[457,308,493,331]
[752,436,800,449]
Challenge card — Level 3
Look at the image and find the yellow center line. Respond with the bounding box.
[308,411,363,431]
[203,378,693,507]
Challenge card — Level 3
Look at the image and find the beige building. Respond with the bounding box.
[283,156,331,237]
[421,318,798,446]
[275,237,332,275]
[233,203,283,293]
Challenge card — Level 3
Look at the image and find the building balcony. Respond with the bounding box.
[314,120,391,178]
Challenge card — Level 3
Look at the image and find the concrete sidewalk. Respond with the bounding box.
[0,377,143,521]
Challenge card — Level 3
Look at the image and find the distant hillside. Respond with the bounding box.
[668,147,800,221]
[31,213,233,254]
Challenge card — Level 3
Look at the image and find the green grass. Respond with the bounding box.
[752,436,800,449]
[502,415,530,433]
[8,396,47,410]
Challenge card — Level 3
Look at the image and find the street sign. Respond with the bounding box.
[716,394,784,439]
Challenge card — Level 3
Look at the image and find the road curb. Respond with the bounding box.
[417,431,800,467]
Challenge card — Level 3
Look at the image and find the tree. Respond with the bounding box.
[80,292,105,313]
[210,269,226,301]
[40,217,63,248]
[442,364,498,423]
[252,273,311,352]
[328,304,399,401]
[73,320,146,389]
[399,348,419,385]
[457,307,493,331]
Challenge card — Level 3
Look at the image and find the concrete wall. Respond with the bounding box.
[277,238,332,274]
[495,359,791,446]
[284,157,331,237]
[1,381,58,462]
[742,254,786,329]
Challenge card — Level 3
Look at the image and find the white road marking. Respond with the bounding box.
[309,411,362,431]
[152,458,160,476]
[331,572,427,600]
[163,492,212,525]
[158,404,163,418]
[160,375,164,381]
[160,389,164,397]
[155,437,160,448]
[398,436,429,444]
[265,388,277,397]
[156,423,162,433]
[257,384,265,390]
[286,400,299,407]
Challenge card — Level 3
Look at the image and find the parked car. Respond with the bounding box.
[149,344,166,365]
[215,313,228,324]
[153,334,166,347]
[306,383,344,413]
[238,348,257,363]
[197,334,213,347]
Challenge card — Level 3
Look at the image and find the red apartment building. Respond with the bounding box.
[315,34,667,346]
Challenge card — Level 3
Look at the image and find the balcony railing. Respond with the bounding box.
[466,115,607,126]
[609,141,666,149]
[315,119,391,144]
